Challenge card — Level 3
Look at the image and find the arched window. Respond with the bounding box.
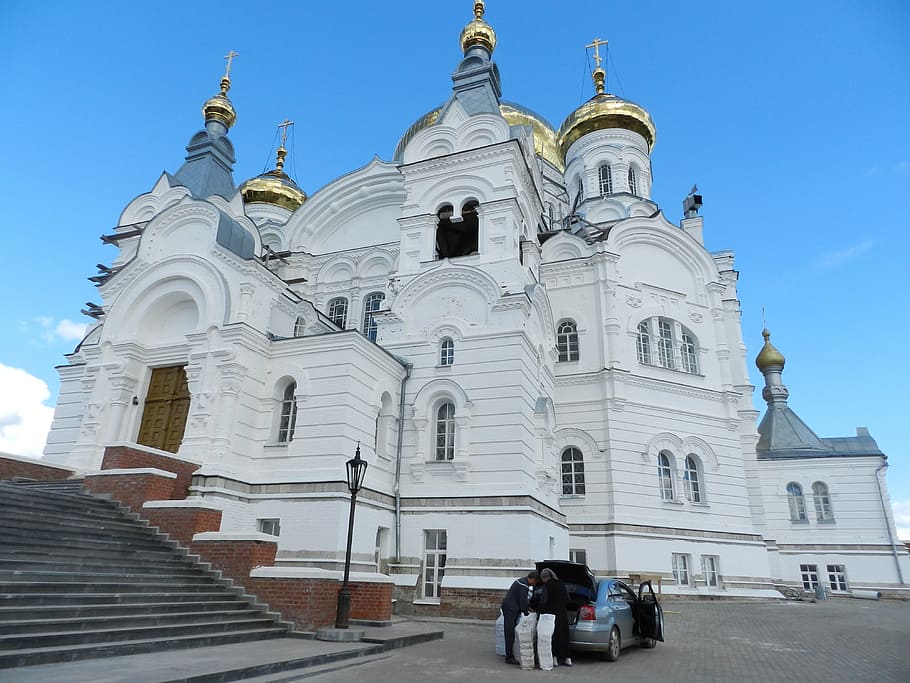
[293,316,305,337]
[556,321,579,362]
[439,338,454,366]
[561,447,585,495]
[628,167,638,195]
[681,332,698,374]
[657,319,675,370]
[435,401,456,460]
[787,482,807,521]
[327,297,348,329]
[812,482,834,521]
[435,201,479,259]
[576,176,584,202]
[362,292,384,342]
[684,455,703,503]
[636,321,652,364]
[598,165,613,195]
[277,382,298,443]
[658,452,674,500]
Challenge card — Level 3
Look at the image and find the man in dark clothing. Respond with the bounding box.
[501,570,539,665]
[537,568,573,666]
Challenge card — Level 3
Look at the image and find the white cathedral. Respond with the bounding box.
[42,3,908,604]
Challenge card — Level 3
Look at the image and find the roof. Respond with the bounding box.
[756,404,884,460]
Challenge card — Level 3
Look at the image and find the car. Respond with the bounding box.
[536,560,664,662]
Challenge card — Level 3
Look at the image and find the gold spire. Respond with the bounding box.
[202,50,238,129]
[239,118,307,212]
[755,328,786,371]
[586,38,608,95]
[275,119,293,172]
[460,1,496,54]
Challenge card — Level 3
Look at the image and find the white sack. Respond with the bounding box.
[495,611,505,656]
[536,613,556,670]
[514,612,538,670]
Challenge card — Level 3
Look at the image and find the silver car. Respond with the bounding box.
[536,560,664,662]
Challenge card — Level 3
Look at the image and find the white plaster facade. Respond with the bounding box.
[42,11,908,601]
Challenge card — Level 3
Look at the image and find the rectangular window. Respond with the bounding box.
[423,530,447,600]
[672,553,690,586]
[569,549,587,566]
[258,518,280,537]
[800,563,819,590]
[827,564,848,592]
[702,555,721,587]
[374,527,389,573]
[658,319,675,369]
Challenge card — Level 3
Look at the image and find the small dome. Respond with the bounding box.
[556,75,655,163]
[240,147,306,211]
[755,328,786,371]
[203,77,237,129]
[460,1,496,54]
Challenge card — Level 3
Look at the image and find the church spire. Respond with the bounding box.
[459,1,496,55]
[202,51,239,136]
[446,1,502,116]
[585,38,608,95]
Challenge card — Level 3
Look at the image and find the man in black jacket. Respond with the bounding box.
[501,570,539,665]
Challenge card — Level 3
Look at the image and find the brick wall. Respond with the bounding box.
[393,585,502,621]
[0,455,74,482]
[144,506,223,546]
[249,578,393,630]
[84,471,176,514]
[101,446,200,499]
[189,538,278,588]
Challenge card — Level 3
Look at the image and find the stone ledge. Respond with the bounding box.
[193,531,277,543]
[250,567,394,584]
[87,467,178,478]
[441,575,514,590]
[143,498,224,510]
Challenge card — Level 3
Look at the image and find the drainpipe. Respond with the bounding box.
[875,460,905,585]
[393,362,412,563]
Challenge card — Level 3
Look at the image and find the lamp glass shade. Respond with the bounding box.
[346,446,368,494]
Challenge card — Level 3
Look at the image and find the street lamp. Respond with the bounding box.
[335,443,368,629]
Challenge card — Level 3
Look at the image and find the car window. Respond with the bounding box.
[606,581,623,600]
[616,580,636,602]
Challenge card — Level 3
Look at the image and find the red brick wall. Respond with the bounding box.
[101,446,200,499]
[84,472,176,514]
[189,539,278,588]
[0,455,74,482]
[249,578,393,630]
[144,507,223,546]
[393,585,501,620]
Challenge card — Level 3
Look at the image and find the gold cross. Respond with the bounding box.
[223,50,239,78]
[277,119,294,147]
[585,38,608,69]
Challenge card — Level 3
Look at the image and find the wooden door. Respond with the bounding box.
[137,366,190,453]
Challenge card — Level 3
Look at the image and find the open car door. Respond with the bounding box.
[637,580,665,642]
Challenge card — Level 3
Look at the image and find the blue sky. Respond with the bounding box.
[0,1,908,530]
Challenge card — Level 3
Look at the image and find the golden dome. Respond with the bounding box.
[460,1,496,54]
[394,101,563,170]
[755,328,786,371]
[556,69,655,162]
[203,76,237,128]
[240,147,307,211]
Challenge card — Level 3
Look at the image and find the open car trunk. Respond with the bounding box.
[535,560,597,622]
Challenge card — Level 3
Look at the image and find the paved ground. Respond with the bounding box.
[301,599,910,683]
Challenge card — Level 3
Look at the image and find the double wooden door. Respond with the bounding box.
[137,366,190,453]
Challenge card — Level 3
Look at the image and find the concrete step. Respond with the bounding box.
[0,495,136,525]
[0,599,253,621]
[0,557,201,576]
[0,549,195,569]
[0,536,182,560]
[4,591,247,607]
[7,480,85,494]
[0,482,117,511]
[0,569,219,585]
[0,515,166,543]
[0,506,157,533]
[0,616,282,651]
[0,626,288,669]
[1,527,177,552]
[0,608,269,635]
[0,579,231,595]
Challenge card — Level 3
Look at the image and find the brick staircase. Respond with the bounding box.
[0,479,290,669]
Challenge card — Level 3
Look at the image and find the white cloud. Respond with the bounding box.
[0,363,54,458]
[21,316,89,345]
[815,240,874,269]
[54,319,89,342]
[893,500,910,541]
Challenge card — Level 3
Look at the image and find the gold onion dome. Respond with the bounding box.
[460,1,496,54]
[556,67,655,163]
[755,328,786,371]
[240,146,307,212]
[203,75,237,128]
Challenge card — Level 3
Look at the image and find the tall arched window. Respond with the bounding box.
[327,297,348,329]
[636,321,652,364]
[628,167,638,195]
[435,401,456,460]
[576,176,584,202]
[658,452,674,500]
[556,320,579,362]
[439,338,454,366]
[681,332,698,374]
[277,382,298,443]
[362,292,385,342]
[293,316,305,337]
[812,482,834,521]
[657,319,675,370]
[561,447,585,495]
[787,482,807,521]
[684,455,703,503]
[598,165,613,195]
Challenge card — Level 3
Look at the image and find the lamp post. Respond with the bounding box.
[335,443,368,629]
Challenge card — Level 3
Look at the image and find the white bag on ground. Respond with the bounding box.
[536,613,556,670]
[495,610,505,656]
[514,612,538,670]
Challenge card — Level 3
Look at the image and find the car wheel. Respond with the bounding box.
[602,626,621,662]
[640,637,657,649]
